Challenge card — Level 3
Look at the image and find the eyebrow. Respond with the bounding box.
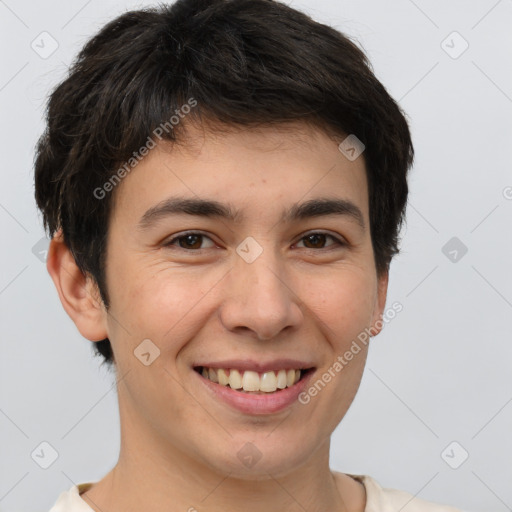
[137,196,365,231]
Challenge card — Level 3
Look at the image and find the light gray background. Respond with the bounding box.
[1,1,511,511]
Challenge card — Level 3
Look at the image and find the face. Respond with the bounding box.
[96,122,387,477]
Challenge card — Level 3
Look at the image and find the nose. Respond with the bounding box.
[218,246,304,341]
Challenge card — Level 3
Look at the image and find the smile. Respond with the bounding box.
[192,359,317,414]
[195,366,314,394]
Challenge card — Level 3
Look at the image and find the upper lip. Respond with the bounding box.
[193,359,316,373]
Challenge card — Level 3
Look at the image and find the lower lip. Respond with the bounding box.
[194,369,315,415]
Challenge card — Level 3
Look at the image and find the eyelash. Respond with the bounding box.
[163,231,346,252]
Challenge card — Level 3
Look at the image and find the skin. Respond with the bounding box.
[47,121,388,512]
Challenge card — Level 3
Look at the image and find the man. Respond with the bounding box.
[35,0,463,510]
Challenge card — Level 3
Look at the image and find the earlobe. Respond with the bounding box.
[369,270,389,338]
[46,230,109,342]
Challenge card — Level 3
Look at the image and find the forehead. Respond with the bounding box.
[109,121,370,228]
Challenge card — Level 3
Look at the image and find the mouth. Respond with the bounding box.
[193,366,315,394]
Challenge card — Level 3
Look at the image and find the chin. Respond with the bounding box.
[198,431,317,480]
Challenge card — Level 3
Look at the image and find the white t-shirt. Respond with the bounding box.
[48,473,465,512]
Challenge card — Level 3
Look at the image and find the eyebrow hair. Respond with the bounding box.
[137,196,365,231]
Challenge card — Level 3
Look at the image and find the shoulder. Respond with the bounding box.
[338,472,465,512]
[50,475,467,512]
[48,483,95,512]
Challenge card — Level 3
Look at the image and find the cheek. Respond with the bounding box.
[305,267,377,344]
[108,266,218,350]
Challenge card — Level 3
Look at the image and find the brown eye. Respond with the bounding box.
[164,232,215,251]
[296,232,344,250]
[177,234,203,249]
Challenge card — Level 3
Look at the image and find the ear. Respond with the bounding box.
[368,270,389,337]
[46,230,109,342]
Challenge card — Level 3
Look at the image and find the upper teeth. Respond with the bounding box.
[201,367,302,393]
